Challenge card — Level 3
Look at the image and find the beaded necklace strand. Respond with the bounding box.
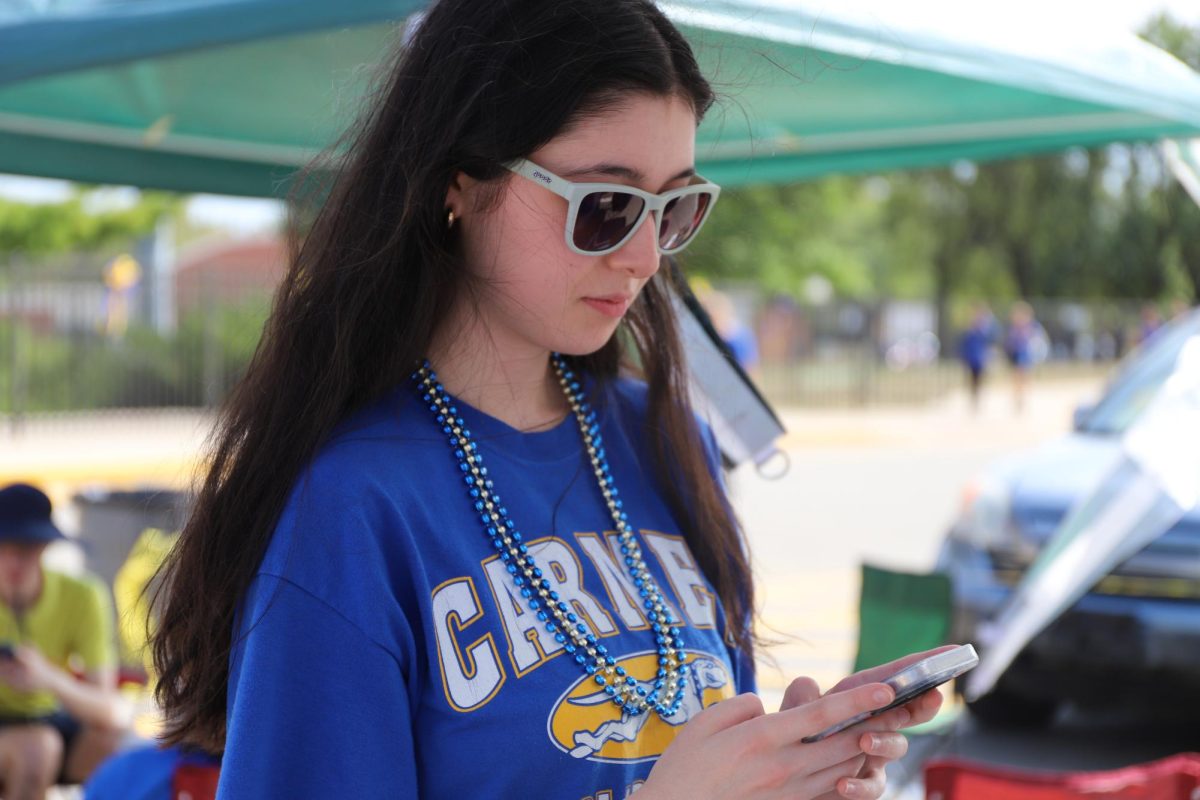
[411,355,690,719]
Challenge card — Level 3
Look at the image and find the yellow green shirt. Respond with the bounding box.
[0,569,116,717]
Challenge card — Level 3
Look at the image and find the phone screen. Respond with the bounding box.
[800,644,978,743]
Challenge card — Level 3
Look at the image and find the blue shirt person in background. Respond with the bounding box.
[959,304,997,414]
[1004,301,1048,414]
[148,2,945,798]
[697,284,760,376]
[1138,303,1164,348]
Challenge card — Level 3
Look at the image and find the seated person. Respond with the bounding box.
[0,483,128,795]
[112,526,177,685]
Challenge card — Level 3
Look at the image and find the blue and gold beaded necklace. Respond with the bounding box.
[412,354,690,720]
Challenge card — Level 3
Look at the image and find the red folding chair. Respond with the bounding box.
[925,754,1200,800]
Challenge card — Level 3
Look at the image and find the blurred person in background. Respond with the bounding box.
[1004,301,1048,414]
[1138,303,1164,347]
[0,483,126,798]
[757,294,804,363]
[697,283,760,376]
[958,303,996,414]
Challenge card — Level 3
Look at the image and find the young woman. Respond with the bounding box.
[152,1,944,797]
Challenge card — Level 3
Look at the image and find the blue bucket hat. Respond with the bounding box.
[0,483,66,545]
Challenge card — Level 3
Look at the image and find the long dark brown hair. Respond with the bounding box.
[152,0,754,753]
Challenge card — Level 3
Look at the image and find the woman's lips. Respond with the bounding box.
[582,295,631,318]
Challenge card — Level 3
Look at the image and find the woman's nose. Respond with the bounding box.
[607,212,662,280]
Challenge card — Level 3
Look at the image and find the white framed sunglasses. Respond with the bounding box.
[506,158,720,256]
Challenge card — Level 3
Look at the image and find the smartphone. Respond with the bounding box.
[800,644,978,743]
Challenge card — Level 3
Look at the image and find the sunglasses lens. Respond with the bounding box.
[658,191,712,252]
[573,191,645,252]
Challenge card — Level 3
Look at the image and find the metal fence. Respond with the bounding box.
[0,253,1176,423]
[1,253,273,425]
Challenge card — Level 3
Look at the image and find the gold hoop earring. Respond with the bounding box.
[446,209,457,229]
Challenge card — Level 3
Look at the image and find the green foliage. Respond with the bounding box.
[0,296,270,413]
[1142,13,1200,69]
[682,176,930,300]
[0,189,180,263]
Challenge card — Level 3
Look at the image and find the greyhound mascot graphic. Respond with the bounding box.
[567,657,728,759]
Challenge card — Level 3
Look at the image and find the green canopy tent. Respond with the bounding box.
[2,0,1200,196]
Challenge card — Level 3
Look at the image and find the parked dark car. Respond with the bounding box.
[937,308,1200,726]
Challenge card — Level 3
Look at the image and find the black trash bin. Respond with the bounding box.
[73,488,191,588]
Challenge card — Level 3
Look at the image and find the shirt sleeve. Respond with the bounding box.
[217,574,419,799]
[74,576,117,671]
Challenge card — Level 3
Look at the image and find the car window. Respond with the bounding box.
[1083,310,1200,435]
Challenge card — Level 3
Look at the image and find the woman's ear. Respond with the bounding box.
[445,170,478,219]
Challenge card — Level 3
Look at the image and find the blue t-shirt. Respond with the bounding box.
[1005,320,1046,368]
[959,323,994,371]
[218,378,754,799]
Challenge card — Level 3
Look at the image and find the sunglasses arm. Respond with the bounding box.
[506,159,574,201]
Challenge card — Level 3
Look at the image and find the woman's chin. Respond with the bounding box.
[549,327,621,358]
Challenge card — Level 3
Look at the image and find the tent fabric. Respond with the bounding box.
[1,0,1200,196]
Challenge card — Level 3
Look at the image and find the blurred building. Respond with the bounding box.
[173,235,286,316]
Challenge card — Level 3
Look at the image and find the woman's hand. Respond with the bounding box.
[787,646,957,798]
[779,677,913,799]
[0,644,63,695]
[639,681,904,800]
[823,646,952,728]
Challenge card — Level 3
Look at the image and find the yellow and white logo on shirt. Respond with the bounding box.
[547,650,733,764]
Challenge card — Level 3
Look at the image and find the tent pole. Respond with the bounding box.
[1162,138,1200,209]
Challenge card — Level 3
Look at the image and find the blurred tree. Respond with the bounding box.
[682,176,930,301]
[1142,12,1200,68]
[0,188,179,266]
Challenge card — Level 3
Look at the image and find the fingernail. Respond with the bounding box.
[873,688,892,705]
[864,734,879,752]
[896,708,911,726]
[842,780,862,797]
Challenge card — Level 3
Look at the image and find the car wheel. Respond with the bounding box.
[965,687,1059,729]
